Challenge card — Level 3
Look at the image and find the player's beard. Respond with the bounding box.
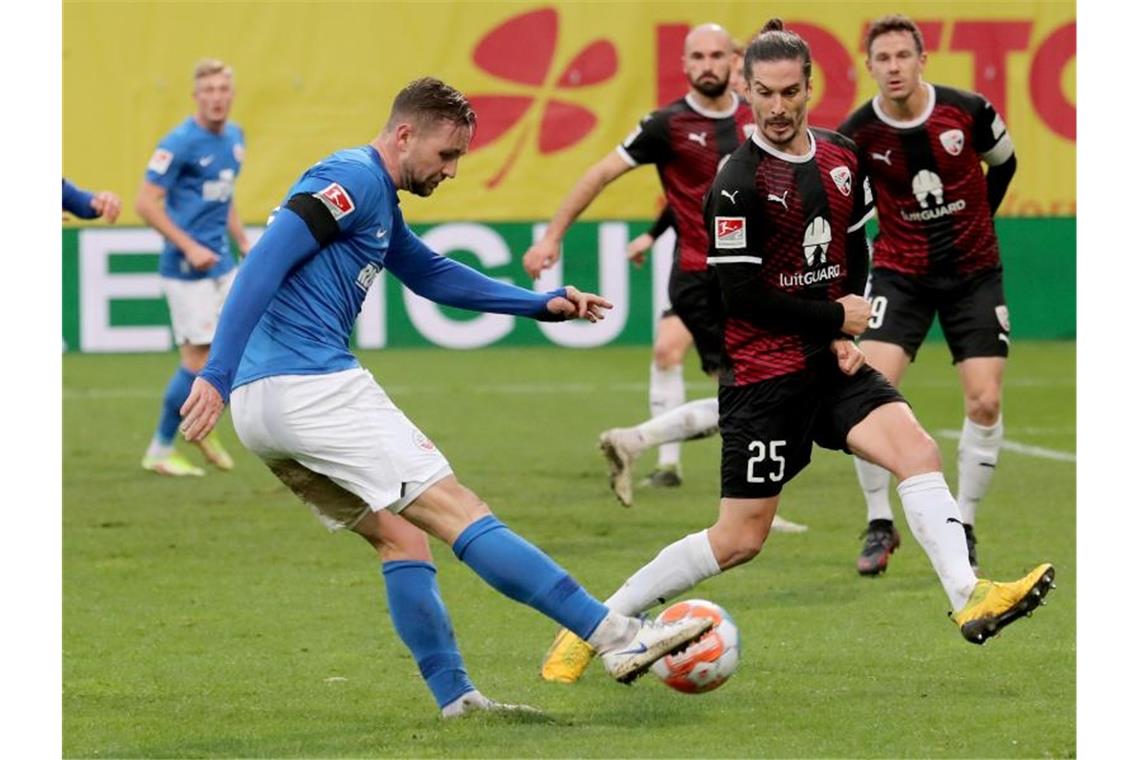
[690,73,729,98]
[405,171,442,197]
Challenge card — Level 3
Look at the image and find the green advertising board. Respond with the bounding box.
[61,218,1074,353]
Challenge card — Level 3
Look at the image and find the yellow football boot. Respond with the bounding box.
[540,628,596,683]
[194,430,235,471]
[951,563,1055,644]
[141,450,205,477]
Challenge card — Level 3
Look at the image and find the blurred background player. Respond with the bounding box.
[541,20,1052,684]
[62,179,121,222]
[523,23,749,493]
[178,77,714,713]
[137,59,251,477]
[838,15,1017,576]
[596,36,807,531]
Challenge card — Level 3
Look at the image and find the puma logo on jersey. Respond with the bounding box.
[198,155,215,167]
[871,150,892,165]
[767,190,789,210]
[720,189,739,204]
[688,132,708,147]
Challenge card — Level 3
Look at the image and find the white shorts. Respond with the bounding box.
[162,269,237,346]
[231,367,452,530]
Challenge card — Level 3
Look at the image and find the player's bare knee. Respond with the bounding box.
[965,392,1001,426]
[653,341,684,369]
[897,431,942,478]
[709,517,767,569]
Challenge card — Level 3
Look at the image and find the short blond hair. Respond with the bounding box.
[193,58,232,82]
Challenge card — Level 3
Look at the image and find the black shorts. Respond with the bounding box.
[862,267,1010,363]
[719,359,906,499]
[663,262,723,375]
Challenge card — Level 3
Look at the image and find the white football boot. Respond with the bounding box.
[441,690,544,719]
[601,616,713,684]
[599,428,645,507]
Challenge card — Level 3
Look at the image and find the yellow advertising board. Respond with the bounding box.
[63,1,1075,224]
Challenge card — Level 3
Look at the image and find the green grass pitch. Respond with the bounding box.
[63,342,1075,757]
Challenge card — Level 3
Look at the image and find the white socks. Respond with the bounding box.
[897,472,978,610]
[145,437,174,459]
[635,397,719,449]
[957,415,1002,526]
[604,530,721,617]
[854,457,893,522]
[649,363,685,468]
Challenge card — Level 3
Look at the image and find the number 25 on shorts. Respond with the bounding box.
[746,440,786,483]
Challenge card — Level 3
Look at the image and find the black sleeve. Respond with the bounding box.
[646,206,675,239]
[845,229,869,296]
[619,111,671,166]
[985,153,1017,216]
[716,263,845,339]
[285,193,340,247]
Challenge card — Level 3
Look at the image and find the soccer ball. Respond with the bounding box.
[650,599,739,694]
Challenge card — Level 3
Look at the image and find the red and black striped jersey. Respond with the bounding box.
[705,128,874,386]
[838,83,1014,277]
[618,93,754,272]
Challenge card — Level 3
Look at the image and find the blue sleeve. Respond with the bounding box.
[289,160,379,236]
[62,179,98,218]
[198,209,321,402]
[144,132,184,189]
[384,213,566,320]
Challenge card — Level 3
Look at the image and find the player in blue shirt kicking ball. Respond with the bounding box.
[137,59,251,477]
[178,77,712,717]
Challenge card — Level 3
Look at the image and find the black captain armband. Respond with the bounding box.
[285,193,341,247]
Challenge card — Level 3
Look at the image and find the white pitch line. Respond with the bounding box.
[934,429,1076,463]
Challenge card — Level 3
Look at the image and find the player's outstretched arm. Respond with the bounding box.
[387,218,611,322]
[62,179,99,219]
[522,151,633,278]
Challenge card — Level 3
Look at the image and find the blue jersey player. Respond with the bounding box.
[178,78,712,716]
[62,179,121,222]
[137,59,251,477]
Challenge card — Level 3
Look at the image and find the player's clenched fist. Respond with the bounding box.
[523,237,561,279]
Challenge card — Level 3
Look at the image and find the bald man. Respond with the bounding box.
[524,24,751,508]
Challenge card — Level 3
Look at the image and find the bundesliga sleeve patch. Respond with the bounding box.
[147,148,174,175]
[714,216,746,249]
[315,182,355,220]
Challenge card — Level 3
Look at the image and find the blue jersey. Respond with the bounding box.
[144,117,244,280]
[234,146,431,387]
[201,144,560,402]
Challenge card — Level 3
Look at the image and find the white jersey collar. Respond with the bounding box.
[751,128,816,164]
[872,82,936,129]
[685,92,740,119]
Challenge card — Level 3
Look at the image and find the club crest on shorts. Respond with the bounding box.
[995,305,1011,332]
[940,129,965,156]
[714,216,746,249]
[830,165,852,196]
[413,429,436,452]
[315,182,355,220]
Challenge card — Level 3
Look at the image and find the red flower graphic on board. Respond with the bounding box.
[465,8,618,187]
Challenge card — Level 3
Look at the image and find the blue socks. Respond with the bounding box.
[382,560,473,709]
[156,365,196,445]
[452,515,608,640]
